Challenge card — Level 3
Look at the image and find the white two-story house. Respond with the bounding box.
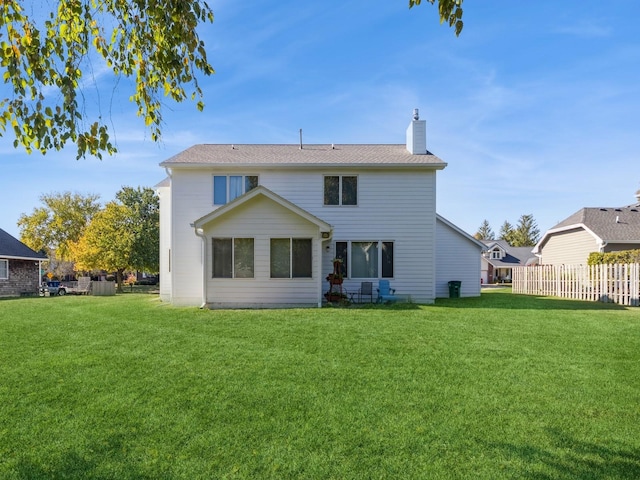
[158,110,482,308]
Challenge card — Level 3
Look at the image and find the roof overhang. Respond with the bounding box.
[0,255,47,261]
[436,214,486,250]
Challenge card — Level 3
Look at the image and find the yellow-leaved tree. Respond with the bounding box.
[71,202,134,293]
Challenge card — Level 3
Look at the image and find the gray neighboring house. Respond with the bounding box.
[533,190,640,266]
[481,239,538,284]
[0,228,47,297]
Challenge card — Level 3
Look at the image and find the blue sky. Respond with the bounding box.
[2,1,640,240]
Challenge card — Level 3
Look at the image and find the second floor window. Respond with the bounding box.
[324,175,357,206]
[214,175,258,205]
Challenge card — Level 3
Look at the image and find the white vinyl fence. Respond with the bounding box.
[513,264,640,306]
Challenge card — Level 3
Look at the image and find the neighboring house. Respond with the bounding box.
[533,190,640,265]
[0,228,47,297]
[157,109,481,308]
[481,239,538,284]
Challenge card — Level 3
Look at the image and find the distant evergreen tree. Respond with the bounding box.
[511,214,540,247]
[499,221,516,245]
[474,219,495,240]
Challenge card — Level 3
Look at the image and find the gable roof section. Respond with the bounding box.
[436,214,485,250]
[193,186,333,233]
[482,239,536,267]
[160,144,447,169]
[0,228,47,260]
[534,206,640,253]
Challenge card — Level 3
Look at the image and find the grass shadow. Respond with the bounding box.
[485,428,640,479]
[435,291,631,311]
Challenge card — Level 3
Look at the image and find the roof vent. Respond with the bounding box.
[600,208,607,211]
[616,215,620,223]
[615,208,622,212]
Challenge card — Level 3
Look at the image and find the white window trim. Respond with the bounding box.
[323,175,358,207]
[213,174,259,205]
[337,240,394,280]
[212,237,255,279]
[270,237,313,279]
[0,259,8,280]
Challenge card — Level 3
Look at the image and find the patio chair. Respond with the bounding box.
[358,281,373,303]
[377,280,398,304]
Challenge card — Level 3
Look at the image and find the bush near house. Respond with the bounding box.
[588,249,640,265]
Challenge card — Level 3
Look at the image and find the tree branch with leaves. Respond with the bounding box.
[0,0,214,159]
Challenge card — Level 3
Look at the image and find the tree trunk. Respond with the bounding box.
[116,269,125,293]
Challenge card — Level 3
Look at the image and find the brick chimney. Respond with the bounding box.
[406,108,427,155]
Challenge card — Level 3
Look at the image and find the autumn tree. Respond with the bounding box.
[474,219,495,241]
[0,1,215,159]
[115,186,159,273]
[1,1,463,159]
[17,191,101,277]
[409,0,464,36]
[71,202,134,292]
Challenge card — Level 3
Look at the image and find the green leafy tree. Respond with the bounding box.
[0,1,215,159]
[17,191,101,271]
[71,202,134,292]
[511,214,540,247]
[1,1,462,159]
[409,0,464,36]
[115,186,159,273]
[499,221,516,246]
[474,219,495,241]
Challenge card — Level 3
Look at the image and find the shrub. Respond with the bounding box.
[588,249,640,265]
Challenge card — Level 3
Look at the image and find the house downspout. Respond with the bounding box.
[193,225,207,309]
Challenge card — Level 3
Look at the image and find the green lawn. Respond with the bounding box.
[1,292,639,479]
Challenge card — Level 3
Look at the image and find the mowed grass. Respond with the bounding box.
[1,292,639,479]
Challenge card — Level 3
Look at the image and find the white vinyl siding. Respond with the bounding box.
[259,169,436,303]
[166,167,439,306]
[435,218,482,298]
[202,194,321,307]
[539,228,598,265]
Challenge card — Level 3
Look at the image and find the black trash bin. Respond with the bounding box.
[448,280,461,298]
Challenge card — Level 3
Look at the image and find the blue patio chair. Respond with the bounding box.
[377,280,398,304]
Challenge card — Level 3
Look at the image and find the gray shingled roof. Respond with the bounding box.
[482,239,537,267]
[0,228,47,260]
[159,144,446,168]
[551,205,640,243]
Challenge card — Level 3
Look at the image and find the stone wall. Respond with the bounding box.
[0,259,40,297]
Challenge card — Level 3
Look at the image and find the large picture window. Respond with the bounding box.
[337,241,393,279]
[0,259,7,279]
[213,175,258,205]
[212,238,254,278]
[270,238,313,278]
[324,175,357,206]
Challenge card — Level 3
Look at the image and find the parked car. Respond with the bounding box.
[40,281,67,296]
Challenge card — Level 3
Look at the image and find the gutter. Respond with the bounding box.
[192,224,207,309]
